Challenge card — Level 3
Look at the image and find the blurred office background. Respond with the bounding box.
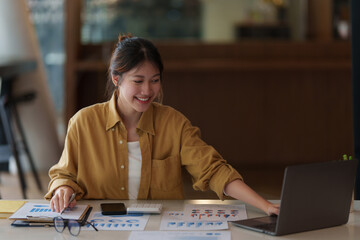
[0,0,358,200]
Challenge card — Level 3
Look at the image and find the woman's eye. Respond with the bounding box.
[152,79,160,83]
[134,80,143,84]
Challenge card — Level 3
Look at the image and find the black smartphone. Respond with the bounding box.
[100,203,127,215]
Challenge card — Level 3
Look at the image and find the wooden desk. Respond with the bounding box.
[0,199,359,239]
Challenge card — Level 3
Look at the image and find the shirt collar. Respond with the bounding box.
[106,92,122,131]
[106,92,155,135]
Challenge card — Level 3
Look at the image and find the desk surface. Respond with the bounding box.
[1,199,359,240]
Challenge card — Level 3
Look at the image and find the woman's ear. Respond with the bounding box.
[112,75,119,87]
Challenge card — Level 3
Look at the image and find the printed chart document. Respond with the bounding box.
[161,211,228,230]
[129,231,231,240]
[9,202,89,222]
[83,212,150,231]
[184,204,247,221]
[160,204,247,231]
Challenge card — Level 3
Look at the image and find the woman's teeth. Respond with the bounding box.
[137,97,150,102]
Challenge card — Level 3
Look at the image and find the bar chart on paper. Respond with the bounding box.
[9,202,88,220]
[29,205,52,213]
[160,204,247,230]
[84,212,150,231]
[161,212,228,230]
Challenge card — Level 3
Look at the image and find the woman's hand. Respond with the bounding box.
[266,202,280,216]
[50,186,76,213]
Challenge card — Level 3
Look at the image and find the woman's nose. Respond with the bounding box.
[141,82,151,95]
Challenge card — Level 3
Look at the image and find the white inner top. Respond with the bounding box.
[127,141,142,199]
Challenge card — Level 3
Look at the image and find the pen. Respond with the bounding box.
[60,192,76,214]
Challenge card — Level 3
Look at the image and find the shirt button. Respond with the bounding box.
[119,140,123,144]
[120,165,124,169]
[121,187,125,191]
[112,128,115,131]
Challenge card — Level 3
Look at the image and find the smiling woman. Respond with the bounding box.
[107,35,164,142]
[114,61,161,116]
[45,33,279,217]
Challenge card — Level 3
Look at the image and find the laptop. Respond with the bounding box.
[230,159,358,236]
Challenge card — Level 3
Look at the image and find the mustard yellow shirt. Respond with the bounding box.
[45,93,242,200]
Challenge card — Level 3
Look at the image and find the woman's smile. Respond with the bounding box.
[135,96,151,103]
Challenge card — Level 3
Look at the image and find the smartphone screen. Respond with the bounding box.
[100,203,127,215]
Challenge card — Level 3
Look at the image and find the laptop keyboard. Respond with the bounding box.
[255,222,277,232]
[252,215,278,232]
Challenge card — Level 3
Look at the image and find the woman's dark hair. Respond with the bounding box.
[106,33,164,100]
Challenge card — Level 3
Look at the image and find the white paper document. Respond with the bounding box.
[83,212,150,231]
[129,231,231,240]
[9,202,88,220]
[160,211,228,230]
[183,204,247,221]
[159,204,247,231]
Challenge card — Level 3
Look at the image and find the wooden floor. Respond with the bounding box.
[0,167,283,200]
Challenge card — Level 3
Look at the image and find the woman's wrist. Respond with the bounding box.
[263,201,273,215]
[54,186,74,195]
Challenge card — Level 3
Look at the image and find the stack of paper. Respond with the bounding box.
[9,202,91,227]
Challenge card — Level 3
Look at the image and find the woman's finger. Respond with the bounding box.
[69,199,77,208]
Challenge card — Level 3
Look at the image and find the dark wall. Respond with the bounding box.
[159,42,353,170]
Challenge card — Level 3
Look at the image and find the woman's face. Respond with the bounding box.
[115,60,161,117]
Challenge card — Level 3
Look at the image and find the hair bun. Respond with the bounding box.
[116,33,133,48]
[118,33,133,42]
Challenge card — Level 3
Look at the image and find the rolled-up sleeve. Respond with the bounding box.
[180,119,243,200]
[44,119,85,200]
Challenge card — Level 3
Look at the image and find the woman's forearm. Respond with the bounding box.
[224,179,278,215]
